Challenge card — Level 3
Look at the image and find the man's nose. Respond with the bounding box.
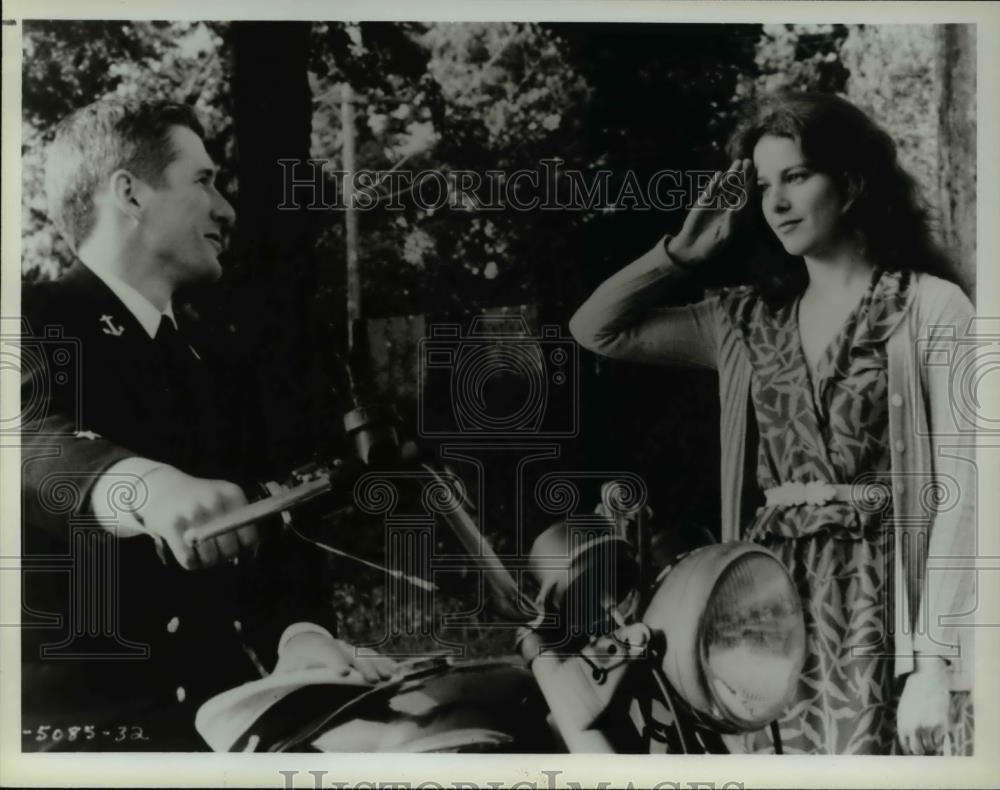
[212,191,236,229]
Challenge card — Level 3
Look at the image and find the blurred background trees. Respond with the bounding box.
[21,20,976,652]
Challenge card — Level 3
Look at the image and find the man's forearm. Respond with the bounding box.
[21,415,135,538]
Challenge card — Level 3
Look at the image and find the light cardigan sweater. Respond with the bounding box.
[569,239,976,691]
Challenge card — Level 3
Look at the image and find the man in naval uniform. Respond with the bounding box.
[20,100,394,751]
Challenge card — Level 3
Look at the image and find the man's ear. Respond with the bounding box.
[108,168,145,221]
[841,172,864,215]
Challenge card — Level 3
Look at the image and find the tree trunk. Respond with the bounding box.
[231,22,344,470]
[936,24,977,295]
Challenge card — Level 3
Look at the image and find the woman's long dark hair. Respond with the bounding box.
[725,91,965,307]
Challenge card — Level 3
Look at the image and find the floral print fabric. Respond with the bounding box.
[718,270,943,754]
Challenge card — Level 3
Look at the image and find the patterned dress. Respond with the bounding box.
[718,269,971,755]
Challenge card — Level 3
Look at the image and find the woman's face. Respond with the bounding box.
[752,134,849,258]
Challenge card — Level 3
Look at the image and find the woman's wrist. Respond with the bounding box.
[663,233,699,270]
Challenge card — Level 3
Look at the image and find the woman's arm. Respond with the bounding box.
[897,277,976,755]
[912,279,978,667]
[569,159,754,368]
[568,236,721,369]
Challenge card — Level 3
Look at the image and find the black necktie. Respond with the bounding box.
[153,316,198,439]
[154,317,190,362]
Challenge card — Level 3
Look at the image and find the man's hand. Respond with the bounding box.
[897,657,950,755]
[134,465,259,570]
[273,629,398,683]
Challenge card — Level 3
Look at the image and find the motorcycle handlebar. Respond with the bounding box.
[182,448,542,624]
[184,475,335,547]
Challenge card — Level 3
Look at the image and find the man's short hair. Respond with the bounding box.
[44,99,206,251]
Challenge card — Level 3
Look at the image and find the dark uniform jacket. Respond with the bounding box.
[20,262,335,751]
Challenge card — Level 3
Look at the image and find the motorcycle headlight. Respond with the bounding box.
[642,542,805,731]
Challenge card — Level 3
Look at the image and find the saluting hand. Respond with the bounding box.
[666,158,753,268]
[133,465,260,570]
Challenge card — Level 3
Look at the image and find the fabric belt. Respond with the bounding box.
[763,480,892,509]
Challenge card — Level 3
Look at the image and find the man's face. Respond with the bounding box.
[136,126,235,285]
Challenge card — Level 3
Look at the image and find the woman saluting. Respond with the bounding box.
[570,92,975,755]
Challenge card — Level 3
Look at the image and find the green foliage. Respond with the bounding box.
[422,22,591,153]
[330,581,515,658]
[841,26,940,222]
[306,22,593,320]
[737,23,849,98]
[22,21,155,132]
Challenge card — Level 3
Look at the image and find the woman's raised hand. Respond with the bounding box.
[666,158,753,268]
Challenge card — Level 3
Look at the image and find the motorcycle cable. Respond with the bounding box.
[286,520,438,592]
[649,663,691,754]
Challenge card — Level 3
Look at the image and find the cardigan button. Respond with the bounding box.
[894,440,906,453]
[890,393,904,408]
[176,686,187,703]
[166,616,180,634]
[895,483,906,496]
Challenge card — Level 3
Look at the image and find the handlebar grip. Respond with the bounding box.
[184,476,333,546]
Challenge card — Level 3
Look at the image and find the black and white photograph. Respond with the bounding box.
[2,1,998,787]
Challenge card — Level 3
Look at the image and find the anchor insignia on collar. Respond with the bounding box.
[99,314,125,336]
